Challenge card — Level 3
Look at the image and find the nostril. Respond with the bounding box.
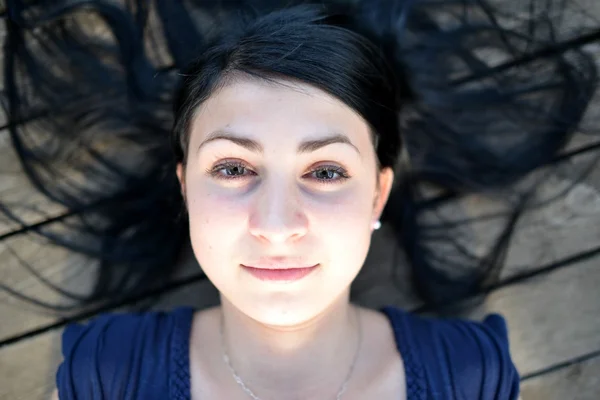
[248,213,309,243]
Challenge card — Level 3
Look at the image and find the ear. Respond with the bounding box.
[176,163,186,200]
[373,167,394,222]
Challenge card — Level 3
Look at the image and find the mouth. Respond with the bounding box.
[241,264,320,282]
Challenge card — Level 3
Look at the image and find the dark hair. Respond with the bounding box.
[170,5,401,170]
[3,0,599,315]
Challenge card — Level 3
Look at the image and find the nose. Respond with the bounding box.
[248,179,309,244]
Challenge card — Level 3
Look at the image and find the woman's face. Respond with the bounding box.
[177,78,394,326]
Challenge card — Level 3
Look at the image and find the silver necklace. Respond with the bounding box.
[220,307,362,400]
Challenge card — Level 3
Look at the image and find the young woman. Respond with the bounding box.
[51,6,521,398]
[5,0,597,399]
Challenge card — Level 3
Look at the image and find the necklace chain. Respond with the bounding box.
[220,307,362,400]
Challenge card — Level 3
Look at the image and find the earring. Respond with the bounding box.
[373,220,381,230]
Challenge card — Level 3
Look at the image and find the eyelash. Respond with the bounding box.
[207,160,351,184]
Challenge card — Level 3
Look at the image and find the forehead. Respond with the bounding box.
[189,78,373,148]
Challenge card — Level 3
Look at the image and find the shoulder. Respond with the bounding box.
[381,307,520,400]
[55,307,194,400]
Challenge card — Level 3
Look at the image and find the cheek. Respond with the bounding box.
[308,192,370,227]
[185,180,247,266]
[306,188,374,266]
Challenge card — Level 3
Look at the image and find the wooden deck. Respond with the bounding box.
[2,3,600,400]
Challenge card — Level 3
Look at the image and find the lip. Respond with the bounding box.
[241,264,319,282]
[243,256,317,270]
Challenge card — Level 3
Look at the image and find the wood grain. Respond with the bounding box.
[0,330,62,400]
[475,258,600,377]
[0,134,67,237]
[520,354,600,400]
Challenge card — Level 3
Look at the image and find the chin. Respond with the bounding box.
[238,298,325,327]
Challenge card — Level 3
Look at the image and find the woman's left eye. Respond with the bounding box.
[305,166,350,183]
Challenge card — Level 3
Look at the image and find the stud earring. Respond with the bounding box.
[373,220,381,230]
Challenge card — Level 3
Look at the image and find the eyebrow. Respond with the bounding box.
[197,130,361,156]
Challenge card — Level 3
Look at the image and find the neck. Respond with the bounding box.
[218,293,362,399]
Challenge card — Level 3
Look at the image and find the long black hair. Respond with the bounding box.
[171,5,401,171]
[2,0,599,313]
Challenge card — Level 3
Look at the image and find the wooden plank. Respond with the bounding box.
[0,3,175,237]
[351,224,422,309]
[486,0,600,40]
[0,329,61,400]
[0,116,165,238]
[520,354,600,400]
[0,234,98,341]
[504,175,600,275]
[0,130,67,237]
[466,257,600,377]
[0,235,203,342]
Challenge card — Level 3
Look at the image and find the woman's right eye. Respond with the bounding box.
[208,161,257,180]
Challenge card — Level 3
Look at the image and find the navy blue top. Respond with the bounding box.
[56,306,520,399]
